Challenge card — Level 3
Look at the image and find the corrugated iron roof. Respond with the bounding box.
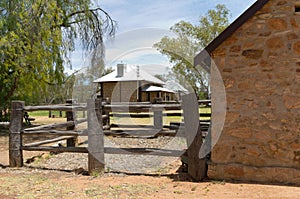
[164,80,188,93]
[142,85,175,93]
[93,68,165,85]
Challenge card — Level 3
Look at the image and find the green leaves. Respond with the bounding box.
[154,4,230,99]
[0,0,115,121]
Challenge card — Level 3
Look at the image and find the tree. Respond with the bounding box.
[154,4,230,99]
[0,0,115,121]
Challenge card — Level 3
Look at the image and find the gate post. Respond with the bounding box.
[182,94,206,181]
[9,101,24,167]
[66,99,77,147]
[153,107,163,129]
[87,99,105,174]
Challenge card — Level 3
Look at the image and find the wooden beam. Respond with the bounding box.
[23,118,87,131]
[9,101,24,167]
[87,99,105,174]
[23,129,87,136]
[153,108,163,130]
[103,103,182,112]
[66,99,77,147]
[22,146,185,157]
[104,147,184,157]
[182,94,206,181]
[23,136,75,147]
[24,105,87,111]
[110,123,153,129]
[22,146,88,153]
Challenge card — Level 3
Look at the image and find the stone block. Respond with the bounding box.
[293,41,300,56]
[266,37,284,49]
[227,127,252,139]
[242,49,264,59]
[283,95,300,109]
[253,130,273,141]
[224,165,245,177]
[268,18,287,30]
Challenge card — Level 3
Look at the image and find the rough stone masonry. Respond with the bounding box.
[208,0,300,184]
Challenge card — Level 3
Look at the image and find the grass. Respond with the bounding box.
[29,110,65,117]
[27,107,211,126]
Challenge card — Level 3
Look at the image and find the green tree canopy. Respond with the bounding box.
[0,0,115,121]
[154,4,230,99]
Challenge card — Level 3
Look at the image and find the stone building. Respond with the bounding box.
[195,0,300,184]
[94,64,177,103]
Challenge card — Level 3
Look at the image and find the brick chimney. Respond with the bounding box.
[117,63,125,77]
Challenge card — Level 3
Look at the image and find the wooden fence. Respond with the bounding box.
[9,97,211,180]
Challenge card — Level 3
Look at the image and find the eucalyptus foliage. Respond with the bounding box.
[154,4,230,99]
[0,0,115,121]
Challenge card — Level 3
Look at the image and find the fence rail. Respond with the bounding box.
[9,98,211,180]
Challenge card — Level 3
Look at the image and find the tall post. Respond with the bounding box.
[66,99,77,147]
[101,98,110,129]
[88,99,105,174]
[182,94,206,181]
[9,101,24,167]
[153,107,163,130]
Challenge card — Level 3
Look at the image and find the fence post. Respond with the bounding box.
[153,107,163,129]
[182,94,206,181]
[9,101,24,167]
[87,98,105,174]
[66,99,77,147]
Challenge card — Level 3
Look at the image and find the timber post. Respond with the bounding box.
[153,107,163,129]
[66,99,77,147]
[87,98,105,174]
[182,94,206,181]
[9,101,24,167]
[101,98,110,129]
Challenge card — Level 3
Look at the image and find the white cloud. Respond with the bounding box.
[69,0,257,74]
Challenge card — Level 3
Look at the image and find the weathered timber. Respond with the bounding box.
[153,108,163,129]
[23,118,87,131]
[110,124,154,129]
[104,129,179,137]
[9,101,24,167]
[103,112,211,118]
[182,94,206,181]
[101,100,110,128]
[103,104,182,112]
[23,136,75,147]
[24,105,86,111]
[66,99,77,147]
[21,146,185,157]
[110,113,153,118]
[88,99,105,174]
[22,146,88,153]
[23,129,87,136]
[104,147,184,157]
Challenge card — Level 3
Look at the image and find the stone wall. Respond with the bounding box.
[209,0,300,184]
[103,81,139,102]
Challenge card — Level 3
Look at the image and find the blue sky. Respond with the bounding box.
[69,0,256,75]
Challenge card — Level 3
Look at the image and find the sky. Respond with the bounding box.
[68,0,256,75]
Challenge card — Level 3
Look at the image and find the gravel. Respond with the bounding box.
[25,136,187,174]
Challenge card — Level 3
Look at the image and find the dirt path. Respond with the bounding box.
[0,167,300,199]
[1,125,300,198]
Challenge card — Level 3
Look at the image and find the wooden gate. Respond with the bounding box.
[9,97,210,180]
